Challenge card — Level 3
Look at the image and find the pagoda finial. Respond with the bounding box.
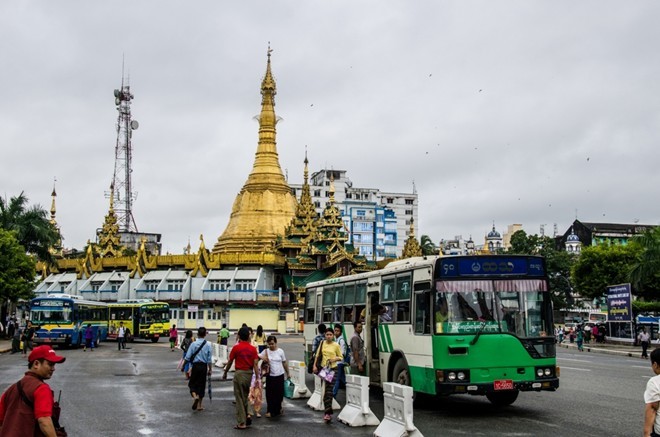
[50,177,57,225]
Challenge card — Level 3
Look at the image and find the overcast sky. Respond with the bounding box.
[1,1,659,254]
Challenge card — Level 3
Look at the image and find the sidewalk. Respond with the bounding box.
[0,338,13,354]
[558,339,648,358]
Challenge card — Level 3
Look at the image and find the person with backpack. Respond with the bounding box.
[308,324,326,374]
[332,324,348,397]
[0,345,67,436]
[184,327,212,411]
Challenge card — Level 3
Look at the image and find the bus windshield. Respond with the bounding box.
[435,279,552,337]
[140,309,170,324]
[31,308,72,324]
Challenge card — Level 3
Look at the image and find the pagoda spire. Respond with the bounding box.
[401,217,422,259]
[48,178,63,257]
[50,178,57,225]
[213,47,296,258]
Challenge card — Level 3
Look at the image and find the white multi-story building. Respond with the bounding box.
[289,168,418,259]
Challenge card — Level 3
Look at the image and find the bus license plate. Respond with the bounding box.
[494,380,514,390]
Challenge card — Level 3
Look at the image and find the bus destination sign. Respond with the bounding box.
[31,300,71,308]
[438,257,544,277]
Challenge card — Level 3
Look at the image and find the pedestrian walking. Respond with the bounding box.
[169,325,178,351]
[117,322,126,350]
[11,326,21,354]
[332,324,348,397]
[83,324,95,352]
[223,327,259,430]
[643,348,660,437]
[307,323,326,373]
[180,330,193,376]
[259,335,289,418]
[218,323,230,346]
[0,346,67,436]
[22,322,35,354]
[254,325,267,353]
[312,328,343,423]
[349,321,366,376]
[641,329,652,359]
[576,327,584,352]
[184,327,212,411]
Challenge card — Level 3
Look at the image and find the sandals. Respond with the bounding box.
[234,425,248,430]
[192,394,200,410]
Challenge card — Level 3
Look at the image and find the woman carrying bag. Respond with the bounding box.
[312,328,343,423]
[259,335,290,418]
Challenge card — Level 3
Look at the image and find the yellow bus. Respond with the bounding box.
[108,300,170,342]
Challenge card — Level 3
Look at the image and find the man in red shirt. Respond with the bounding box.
[0,345,66,437]
[223,327,259,430]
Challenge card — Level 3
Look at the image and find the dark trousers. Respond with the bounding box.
[323,374,335,414]
[188,362,208,399]
[220,337,228,346]
[118,337,126,350]
[265,374,284,416]
[642,341,650,358]
[333,363,346,397]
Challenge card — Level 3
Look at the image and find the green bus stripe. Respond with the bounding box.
[378,325,388,352]
[385,325,394,352]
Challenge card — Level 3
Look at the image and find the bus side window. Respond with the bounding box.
[414,291,431,334]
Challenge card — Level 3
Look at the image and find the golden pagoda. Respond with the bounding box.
[212,47,296,262]
[400,217,422,259]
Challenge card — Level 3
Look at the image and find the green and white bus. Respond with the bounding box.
[303,255,559,405]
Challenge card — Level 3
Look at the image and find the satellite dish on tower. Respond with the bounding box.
[130,120,139,130]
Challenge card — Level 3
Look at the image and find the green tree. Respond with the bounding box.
[420,235,437,256]
[629,227,660,300]
[572,244,640,301]
[0,192,59,263]
[0,228,36,303]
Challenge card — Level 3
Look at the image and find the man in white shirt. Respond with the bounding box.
[641,329,652,359]
[117,322,126,350]
[643,348,660,437]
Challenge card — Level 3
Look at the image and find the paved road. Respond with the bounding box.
[0,336,651,436]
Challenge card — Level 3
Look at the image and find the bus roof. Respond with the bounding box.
[31,296,109,307]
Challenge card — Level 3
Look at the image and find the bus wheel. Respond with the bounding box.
[393,359,411,387]
[486,390,519,406]
[151,337,159,343]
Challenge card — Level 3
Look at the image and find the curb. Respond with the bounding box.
[559,343,642,358]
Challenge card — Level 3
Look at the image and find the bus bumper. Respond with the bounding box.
[437,378,559,395]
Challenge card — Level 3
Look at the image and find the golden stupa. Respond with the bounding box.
[213,48,296,259]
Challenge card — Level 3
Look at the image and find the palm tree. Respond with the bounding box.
[630,227,660,299]
[420,234,437,256]
[0,192,59,263]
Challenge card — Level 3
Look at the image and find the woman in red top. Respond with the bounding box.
[169,325,178,351]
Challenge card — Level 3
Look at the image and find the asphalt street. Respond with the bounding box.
[0,336,652,436]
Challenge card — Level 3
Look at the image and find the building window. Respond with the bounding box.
[356,210,366,217]
[387,198,394,204]
[405,199,414,205]
[325,191,329,197]
[325,181,330,186]
[314,189,321,197]
[405,210,413,215]
[314,201,320,208]
[346,193,352,199]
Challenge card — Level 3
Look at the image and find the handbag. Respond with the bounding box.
[184,340,207,379]
[318,366,335,383]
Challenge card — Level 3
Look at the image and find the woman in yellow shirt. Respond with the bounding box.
[313,328,343,422]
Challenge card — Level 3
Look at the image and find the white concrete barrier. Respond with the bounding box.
[337,374,379,427]
[373,383,423,437]
[177,335,184,349]
[287,360,311,399]
[306,375,341,411]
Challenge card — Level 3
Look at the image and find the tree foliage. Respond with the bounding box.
[420,235,437,256]
[571,244,640,300]
[0,192,59,263]
[0,228,36,303]
[629,227,660,300]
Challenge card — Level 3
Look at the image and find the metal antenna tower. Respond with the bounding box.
[110,65,139,233]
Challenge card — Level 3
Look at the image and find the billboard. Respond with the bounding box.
[607,283,632,322]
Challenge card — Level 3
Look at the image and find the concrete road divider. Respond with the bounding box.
[287,360,311,398]
[337,374,379,427]
[306,375,340,411]
[373,382,423,437]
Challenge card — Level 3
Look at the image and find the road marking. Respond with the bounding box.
[632,365,651,369]
[558,357,592,363]
[559,366,590,372]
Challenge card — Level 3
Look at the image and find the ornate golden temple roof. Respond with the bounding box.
[401,217,422,259]
[212,47,296,262]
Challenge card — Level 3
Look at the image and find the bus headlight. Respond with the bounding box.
[536,369,544,377]
[544,368,552,376]
[447,372,456,381]
[457,372,466,381]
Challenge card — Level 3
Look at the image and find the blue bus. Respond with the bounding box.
[30,294,110,348]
